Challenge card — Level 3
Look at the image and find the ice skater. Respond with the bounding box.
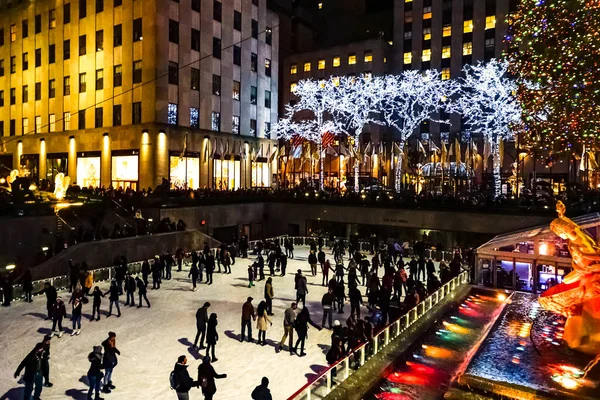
[105,279,121,318]
[136,277,151,308]
[51,297,66,337]
[87,345,104,400]
[193,302,210,350]
[189,262,199,291]
[102,332,120,394]
[91,286,104,320]
[14,343,45,400]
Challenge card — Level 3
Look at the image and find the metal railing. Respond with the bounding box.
[286,270,469,400]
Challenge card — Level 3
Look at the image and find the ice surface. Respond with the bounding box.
[1,247,417,400]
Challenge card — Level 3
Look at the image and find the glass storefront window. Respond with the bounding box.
[46,155,68,183]
[170,156,200,189]
[20,155,39,182]
[252,161,270,187]
[112,154,139,190]
[77,156,101,188]
[213,159,240,190]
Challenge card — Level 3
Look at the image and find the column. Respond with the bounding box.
[155,130,168,187]
[200,135,210,188]
[39,139,47,181]
[101,133,111,188]
[14,140,22,170]
[68,136,77,183]
[139,129,155,190]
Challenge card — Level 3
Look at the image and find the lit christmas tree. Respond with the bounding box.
[506,0,600,153]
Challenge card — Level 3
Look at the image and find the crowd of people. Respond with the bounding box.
[10,233,467,400]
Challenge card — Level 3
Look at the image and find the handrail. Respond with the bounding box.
[286,270,469,400]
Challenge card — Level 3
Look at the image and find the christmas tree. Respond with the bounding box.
[506,0,600,154]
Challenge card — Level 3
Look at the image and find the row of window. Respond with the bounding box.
[402,38,494,65]
[0,63,142,106]
[0,102,142,137]
[404,12,495,33]
[290,51,374,75]
[166,104,267,137]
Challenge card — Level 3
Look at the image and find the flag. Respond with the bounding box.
[311,143,320,160]
[417,140,426,155]
[455,138,461,164]
[269,146,279,163]
[590,151,599,170]
[363,142,372,165]
[429,140,440,153]
[322,132,335,148]
[339,143,351,157]
[499,139,504,167]
[402,144,409,171]
[217,139,224,156]
[264,144,271,162]
[291,134,304,149]
[238,141,245,160]
[179,134,187,159]
[464,144,470,168]
[441,141,447,167]
[471,140,478,158]
[483,140,492,169]
[580,144,587,171]
[210,139,217,159]
[448,142,454,159]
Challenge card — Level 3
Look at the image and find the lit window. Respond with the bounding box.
[333,56,340,67]
[422,49,431,62]
[10,25,16,42]
[290,64,297,74]
[405,0,412,2]
[485,38,495,48]
[364,52,373,63]
[168,103,178,125]
[190,107,199,128]
[403,52,412,64]
[485,16,496,30]
[49,114,56,132]
[463,20,473,33]
[304,62,311,72]
[384,57,387,63]
[405,11,412,23]
[441,68,450,81]
[443,25,451,37]
[423,6,432,19]
[404,31,412,39]
[332,77,340,86]
[348,54,357,65]
[211,112,220,131]
[318,59,325,70]
[442,46,451,59]
[463,42,473,55]
[290,82,297,93]
[318,2,322,9]
[232,116,240,134]
[423,28,431,41]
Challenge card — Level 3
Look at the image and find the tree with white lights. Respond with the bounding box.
[331,75,387,192]
[271,79,341,189]
[449,59,521,197]
[382,70,459,192]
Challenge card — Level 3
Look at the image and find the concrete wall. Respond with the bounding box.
[0,214,57,267]
[28,229,220,281]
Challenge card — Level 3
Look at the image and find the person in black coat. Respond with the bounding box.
[51,297,67,336]
[41,335,53,387]
[194,302,210,350]
[102,332,120,393]
[87,345,104,400]
[152,257,162,289]
[280,253,288,276]
[141,260,150,286]
[21,269,34,302]
[37,282,58,319]
[205,313,219,362]
[2,273,13,306]
[293,307,322,356]
[188,263,199,292]
[135,277,151,308]
[116,257,127,294]
[205,252,215,285]
[197,356,227,400]
[251,377,273,400]
[124,274,136,307]
[14,343,45,400]
[172,355,198,398]
[349,286,363,318]
[69,259,80,293]
[104,280,121,318]
[91,286,104,321]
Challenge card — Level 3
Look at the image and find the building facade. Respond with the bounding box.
[0,0,279,190]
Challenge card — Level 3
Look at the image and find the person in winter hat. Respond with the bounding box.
[69,286,84,336]
[87,345,104,400]
[14,343,45,400]
[101,332,120,393]
[172,355,198,400]
[251,377,273,400]
[51,297,67,337]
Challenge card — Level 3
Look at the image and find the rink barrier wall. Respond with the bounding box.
[286,271,470,400]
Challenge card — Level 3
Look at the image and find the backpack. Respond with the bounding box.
[169,370,179,390]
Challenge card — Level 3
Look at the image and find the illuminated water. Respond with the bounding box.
[366,289,504,400]
[464,292,600,398]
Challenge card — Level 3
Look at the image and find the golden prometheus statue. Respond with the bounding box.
[539,201,600,355]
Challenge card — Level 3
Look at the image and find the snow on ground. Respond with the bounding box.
[0,247,434,400]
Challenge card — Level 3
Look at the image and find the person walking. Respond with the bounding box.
[102,332,120,394]
[115,258,127,295]
[197,356,227,400]
[14,343,45,400]
[248,263,255,288]
[295,272,308,308]
[241,297,256,343]
[280,253,288,276]
[37,282,58,320]
[222,250,232,274]
[105,279,121,318]
[124,273,136,307]
[69,287,84,336]
[136,277,151,308]
[409,257,418,281]
[90,287,104,321]
[205,251,215,285]
[165,251,174,280]
[193,302,210,350]
[321,289,334,329]
[172,355,198,400]
[418,257,426,281]
[256,301,272,346]
[322,259,331,286]
[251,377,273,400]
[189,262,199,292]
[51,297,66,337]
[334,279,347,314]
[176,247,185,272]
[318,249,326,271]
[257,254,265,281]
[308,250,318,277]
[427,258,436,279]
[206,313,219,362]
[152,256,162,290]
[40,335,53,387]
[349,286,363,318]
[87,345,104,400]
[267,250,276,277]
[264,278,274,316]
[293,307,322,356]
[276,302,297,354]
